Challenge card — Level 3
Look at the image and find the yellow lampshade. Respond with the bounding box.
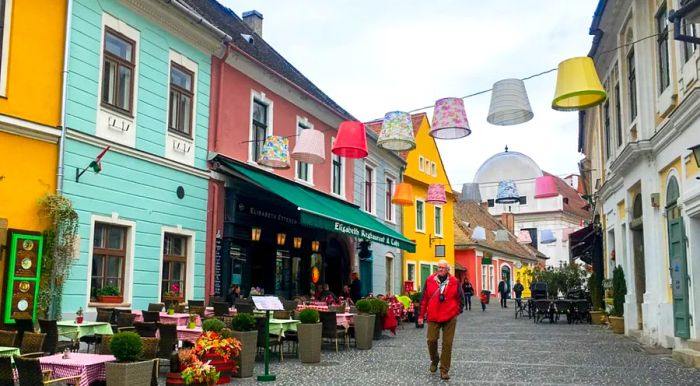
[391,182,414,206]
[552,56,607,111]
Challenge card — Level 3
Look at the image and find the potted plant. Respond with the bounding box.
[297,308,321,363]
[609,265,627,334]
[353,299,375,350]
[187,314,198,329]
[408,291,422,325]
[97,285,123,304]
[165,348,193,384]
[191,331,241,384]
[162,283,182,309]
[106,331,155,386]
[230,313,257,378]
[201,318,225,334]
[587,273,604,325]
[75,307,84,324]
[369,299,388,340]
[181,358,220,386]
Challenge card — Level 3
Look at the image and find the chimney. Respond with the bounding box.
[242,10,263,37]
[500,212,515,234]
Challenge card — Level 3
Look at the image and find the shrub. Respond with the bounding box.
[408,291,422,303]
[611,265,627,317]
[96,285,120,296]
[231,313,256,332]
[110,331,143,362]
[369,299,388,316]
[219,327,233,339]
[202,318,225,333]
[355,299,371,314]
[298,309,319,324]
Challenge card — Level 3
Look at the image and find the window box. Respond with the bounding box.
[97,295,123,304]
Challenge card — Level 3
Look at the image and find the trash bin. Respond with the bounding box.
[480,290,491,304]
[414,305,424,328]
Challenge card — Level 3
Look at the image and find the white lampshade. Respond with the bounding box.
[291,128,325,164]
[487,78,534,126]
[472,226,486,241]
[495,229,509,241]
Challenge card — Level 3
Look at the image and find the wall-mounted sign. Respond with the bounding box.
[435,245,446,257]
[3,230,43,323]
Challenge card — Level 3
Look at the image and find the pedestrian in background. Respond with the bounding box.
[350,272,361,302]
[462,279,474,310]
[513,279,524,308]
[420,260,464,381]
[498,279,509,308]
[479,290,489,311]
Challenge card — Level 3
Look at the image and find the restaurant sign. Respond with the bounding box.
[333,222,402,248]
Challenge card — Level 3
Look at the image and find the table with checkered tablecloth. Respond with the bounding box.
[132,311,201,326]
[40,353,115,386]
[176,326,203,343]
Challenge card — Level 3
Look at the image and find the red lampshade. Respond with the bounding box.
[392,182,414,206]
[535,175,558,198]
[332,121,368,158]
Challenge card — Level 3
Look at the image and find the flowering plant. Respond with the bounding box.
[192,331,242,363]
[178,348,195,367]
[181,358,219,385]
[163,283,181,297]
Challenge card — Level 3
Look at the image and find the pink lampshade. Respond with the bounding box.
[426,184,447,205]
[517,230,532,244]
[332,121,368,158]
[430,97,471,139]
[562,228,575,242]
[291,128,325,164]
[534,175,558,198]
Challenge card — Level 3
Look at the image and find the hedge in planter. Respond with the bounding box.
[609,265,627,334]
[230,313,257,378]
[202,318,225,333]
[297,309,321,363]
[106,331,154,386]
[368,299,388,340]
[353,299,375,350]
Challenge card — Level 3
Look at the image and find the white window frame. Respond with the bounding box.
[86,213,136,309]
[330,136,345,198]
[418,156,425,171]
[248,90,273,165]
[294,116,314,185]
[431,161,437,177]
[165,50,198,166]
[385,252,394,295]
[406,261,416,283]
[384,174,396,224]
[364,162,376,215]
[415,197,426,233]
[0,0,13,97]
[481,264,494,292]
[159,225,196,302]
[434,205,443,237]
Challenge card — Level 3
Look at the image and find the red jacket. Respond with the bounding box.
[420,273,464,323]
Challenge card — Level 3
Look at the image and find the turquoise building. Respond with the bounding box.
[60,0,223,314]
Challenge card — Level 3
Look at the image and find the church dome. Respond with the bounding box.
[473,149,543,183]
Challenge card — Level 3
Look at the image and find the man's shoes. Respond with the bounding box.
[430,362,438,373]
[440,371,450,380]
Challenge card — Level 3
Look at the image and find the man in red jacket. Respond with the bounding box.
[420,259,464,380]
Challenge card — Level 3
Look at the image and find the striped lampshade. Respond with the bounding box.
[459,183,481,203]
[487,78,534,126]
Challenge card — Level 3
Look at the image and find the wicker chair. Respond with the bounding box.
[20,332,46,356]
[187,300,204,309]
[134,322,158,337]
[156,323,178,359]
[328,305,345,313]
[0,330,17,347]
[0,356,14,386]
[273,310,291,319]
[14,318,35,348]
[282,300,298,312]
[189,306,205,319]
[142,310,161,323]
[38,319,76,354]
[208,296,225,306]
[148,303,164,312]
[96,307,115,323]
[176,303,186,313]
[15,354,81,386]
[99,334,113,355]
[79,310,112,352]
[213,302,231,317]
[235,303,254,314]
[319,311,346,352]
[256,318,283,361]
[140,337,160,360]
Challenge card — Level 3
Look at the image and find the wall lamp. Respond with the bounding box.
[293,237,302,249]
[690,145,700,179]
[429,234,442,246]
[277,233,286,246]
[311,240,320,252]
[251,227,262,241]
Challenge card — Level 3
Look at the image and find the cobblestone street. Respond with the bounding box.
[205,303,700,386]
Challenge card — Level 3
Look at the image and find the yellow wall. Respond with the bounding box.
[0,0,65,125]
[402,114,455,289]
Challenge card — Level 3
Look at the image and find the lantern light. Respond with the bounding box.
[430,97,471,139]
[391,182,414,206]
[277,233,286,246]
[291,128,325,164]
[293,237,302,249]
[534,175,559,198]
[540,229,556,244]
[426,184,447,205]
[377,111,416,151]
[311,240,320,252]
[251,227,262,242]
[689,145,700,168]
[332,121,368,158]
[552,56,607,111]
[487,78,534,126]
[257,135,291,169]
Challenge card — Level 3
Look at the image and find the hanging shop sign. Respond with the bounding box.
[3,230,43,323]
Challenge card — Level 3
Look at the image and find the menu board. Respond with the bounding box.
[3,231,43,324]
[252,296,283,311]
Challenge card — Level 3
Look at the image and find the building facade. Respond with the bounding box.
[579,0,700,350]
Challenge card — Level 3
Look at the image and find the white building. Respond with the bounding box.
[473,148,590,267]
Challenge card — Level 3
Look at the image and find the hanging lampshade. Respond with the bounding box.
[332,121,368,158]
[257,135,290,169]
[552,56,607,111]
[487,78,534,126]
[517,230,532,244]
[495,180,520,204]
[426,184,447,205]
[377,111,416,151]
[430,97,471,139]
[495,229,509,242]
[540,229,556,244]
[562,228,575,242]
[291,128,325,164]
[534,175,558,198]
[391,182,414,206]
[459,183,481,203]
[472,226,486,241]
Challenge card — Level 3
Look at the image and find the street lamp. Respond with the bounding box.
[311,240,320,252]
[276,233,286,246]
[293,237,302,249]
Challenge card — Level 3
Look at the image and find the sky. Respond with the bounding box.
[219,0,599,189]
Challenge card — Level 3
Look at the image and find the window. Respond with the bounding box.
[168,63,194,137]
[487,199,495,207]
[481,264,494,292]
[518,196,527,205]
[162,233,187,300]
[563,197,569,205]
[627,49,637,121]
[331,137,343,196]
[431,162,436,177]
[252,100,268,162]
[614,81,622,147]
[0,0,10,95]
[102,28,135,113]
[418,156,424,171]
[91,223,127,300]
[364,165,374,213]
[603,97,611,160]
[682,19,697,63]
[407,262,416,283]
[296,120,312,183]
[656,4,670,93]
[416,199,425,232]
[385,177,394,222]
[434,206,443,236]
[425,159,431,172]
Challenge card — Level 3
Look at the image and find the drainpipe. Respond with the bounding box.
[56,0,73,193]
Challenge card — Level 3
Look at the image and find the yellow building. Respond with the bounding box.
[0,0,66,274]
[401,113,455,290]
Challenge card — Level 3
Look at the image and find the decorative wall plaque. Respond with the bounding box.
[3,230,43,323]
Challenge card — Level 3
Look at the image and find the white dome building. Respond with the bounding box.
[470,147,589,268]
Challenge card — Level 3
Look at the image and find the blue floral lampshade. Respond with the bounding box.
[495,180,520,204]
[540,229,556,244]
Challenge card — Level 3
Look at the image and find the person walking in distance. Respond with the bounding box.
[498,278,509,308]
[513,279,524,308]
[462,279,474,311]
[420,260,464,381]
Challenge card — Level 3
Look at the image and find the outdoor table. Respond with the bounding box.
[56,321,113,340]
[268,318,299,337]
[204,306,236,317]
[176,326,203,343]
[0,346,20,361]
[40,352,115,386]
[133,311,201,326]
[335,313,355,329]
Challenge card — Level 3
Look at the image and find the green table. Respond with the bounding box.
[0,346,20,361]
[56,321,113,340]
[268,319,299,337]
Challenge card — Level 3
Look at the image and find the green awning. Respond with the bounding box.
[222,160,415,252]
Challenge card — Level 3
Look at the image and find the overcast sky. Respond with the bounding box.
[220,0,599,188]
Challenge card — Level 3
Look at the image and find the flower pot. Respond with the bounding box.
[373,314,385,340]
[201,353,234,384]
[75,316,84,324]
[609,316,624,334]
[231,330,256,378]
[165,372,184,386]
[353,313,375,350]
[167,309,175,315]
[589,310,605,325]
[98,295,123,304]
[297,323,322,363]
[105,359,154,386]
[187,322,196,329]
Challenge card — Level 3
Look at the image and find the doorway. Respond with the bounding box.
[666,176,690,338]
[385,253,394,295]
[325,238,349,296]
[501,265,511,294]
[630,193,646,330]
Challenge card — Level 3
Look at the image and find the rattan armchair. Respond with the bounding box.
[0,330,17,347]
[15,354,81,385]
[0,356,14,386]
[38,320,76,354]
[319,311,346,352]
[140,337,160,360]
[20,332,46,356]
[148,303,164,312]
[134,322,158,337]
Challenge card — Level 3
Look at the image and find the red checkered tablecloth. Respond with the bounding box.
[40,353,115,386]
[133,311,201,326]
[177,326,203,343]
